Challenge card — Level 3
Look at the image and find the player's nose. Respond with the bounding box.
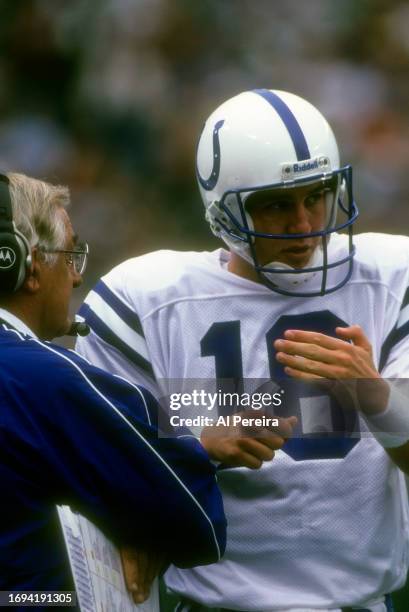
[287,202,312,234]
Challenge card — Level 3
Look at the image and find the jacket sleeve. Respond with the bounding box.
[11,342,226,568]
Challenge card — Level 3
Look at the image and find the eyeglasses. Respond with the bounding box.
[41,241,89,275]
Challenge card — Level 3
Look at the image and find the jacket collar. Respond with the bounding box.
[0,308,38,338]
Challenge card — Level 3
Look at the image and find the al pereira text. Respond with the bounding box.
[169,414,280,428]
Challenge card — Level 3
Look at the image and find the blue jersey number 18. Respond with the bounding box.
[201,310,360,460]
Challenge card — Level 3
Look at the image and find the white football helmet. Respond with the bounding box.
[196,89,358,296]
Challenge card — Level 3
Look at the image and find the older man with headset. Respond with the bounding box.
[0,171,227,607]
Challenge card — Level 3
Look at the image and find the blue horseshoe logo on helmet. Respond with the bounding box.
[197,119,224,191]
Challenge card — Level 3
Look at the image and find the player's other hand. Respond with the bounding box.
[274,325,390,415]
[200,410,297,469]
[120,546,165,604]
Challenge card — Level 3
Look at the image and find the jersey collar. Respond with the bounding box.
[0,308,38,338]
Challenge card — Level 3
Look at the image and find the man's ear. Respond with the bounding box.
[23,248,41,293]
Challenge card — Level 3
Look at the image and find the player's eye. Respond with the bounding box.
[262,199,291,212]
[305,188,331,207]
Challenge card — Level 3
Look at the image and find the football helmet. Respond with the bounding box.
[196,89,359,297]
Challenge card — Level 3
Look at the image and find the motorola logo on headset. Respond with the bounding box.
[0,173,31,292]
[0,246,16,269]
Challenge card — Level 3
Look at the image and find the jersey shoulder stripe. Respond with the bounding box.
[379,288,409,371]
[93,279,145,338]
[401,286,409,311]
[78,303,155,379]
[80,289,149,361]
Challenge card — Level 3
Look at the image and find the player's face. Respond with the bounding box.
[39,209,83,339]
[246,181,331,268]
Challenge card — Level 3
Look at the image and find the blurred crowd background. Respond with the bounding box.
[1,0,409,316]
[2,0,409,605]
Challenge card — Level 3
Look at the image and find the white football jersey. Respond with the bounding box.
[76,233,409,610]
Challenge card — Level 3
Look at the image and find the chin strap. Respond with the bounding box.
[258,246,323,290]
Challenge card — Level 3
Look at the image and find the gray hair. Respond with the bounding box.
[8,172,70,266]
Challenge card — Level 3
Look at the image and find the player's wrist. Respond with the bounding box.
[356,376,390,416]
[362,384,409,448]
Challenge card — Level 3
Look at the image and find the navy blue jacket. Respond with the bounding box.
[0,322,226,595]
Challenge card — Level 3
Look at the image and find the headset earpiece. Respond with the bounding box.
[0,174,31,293]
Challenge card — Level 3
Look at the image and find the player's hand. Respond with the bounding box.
[120,546,165,604]
[274,325,390,415]
[200,410,297,469]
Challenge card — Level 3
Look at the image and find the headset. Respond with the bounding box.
[0,173,31,293]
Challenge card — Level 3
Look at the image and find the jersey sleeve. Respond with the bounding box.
[379,286,409,376]
[76,272,159,395]
[9,341,226,568]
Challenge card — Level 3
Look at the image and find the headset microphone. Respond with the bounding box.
[67,320,90,337]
